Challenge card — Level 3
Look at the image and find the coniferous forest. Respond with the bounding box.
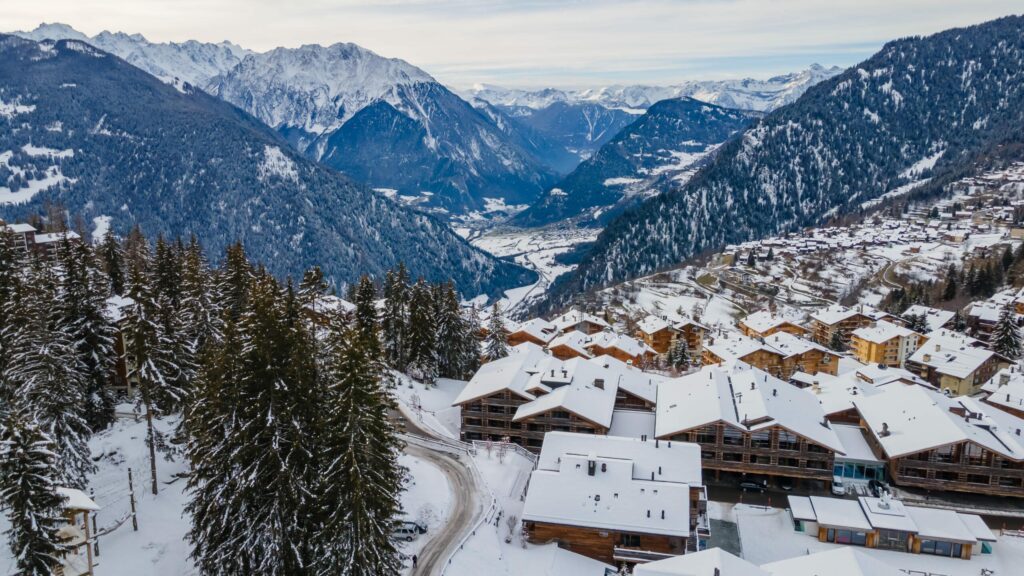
[0,221,482,576]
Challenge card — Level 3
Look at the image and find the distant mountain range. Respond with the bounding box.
[13,24,562,215]
[513,98,758,227]
[0,34,535,296]
[11,24,843,219]
[547,15,1024,305]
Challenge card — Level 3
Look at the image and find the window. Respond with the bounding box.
[827,529,867,547]
[723,428,745,446]
[749,454,771,465]
[551,411,571,420]
[696,426,717,444]
[722,452,743,462]
[487,419,506,428]
[778,430,800,451]
[778,457,800,468]
[619,533,641,547]
[876,529,909,551]
[487,405,506,414]
[464,418,482,427]
[967,474,990,485]
[701,450,715,460]
[750,430,771,449]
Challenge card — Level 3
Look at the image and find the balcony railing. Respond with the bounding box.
[612,548,679,563]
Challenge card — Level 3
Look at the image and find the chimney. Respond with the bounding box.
[923,353,931,362]
[594,378,605,390]
[751,382,756,391]
[881,422,891,437]
[773,388,778,397]
[935,343,941,352]
[661,510,665,520]
[587,459,596,476]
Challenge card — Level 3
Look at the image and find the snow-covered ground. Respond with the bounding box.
[445,449,613,576]
[393,373,466,439]
[1,409,456,576]
[467,225,599,317]
[733,503,1024,576]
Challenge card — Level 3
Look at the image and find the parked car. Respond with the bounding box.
[868,479,889,497]
[831,475,846,496]
[393,523,421,542]
[739,480,767,492]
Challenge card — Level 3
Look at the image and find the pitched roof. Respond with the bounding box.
[452,342,550,405]
[637,315,675,335]
[655,364,844,452]
[550,309,609,332]
[802,365,933,417]
[634,548,769,576]
[586,331,656,359]
[908,329,997,379]
[811,304,867,326]
[761,548,903,576]
[851,320,916,344]
[740,310,805,334]
[546,330,594,358]
[509,317,559,343]
[902,305,955,332]
[536,432,702,485]
[855,384,1024,460]
[981,367,1024,415]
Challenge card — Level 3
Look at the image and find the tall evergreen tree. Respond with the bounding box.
[942,264,959,301]
[298,266,329,308]
[434,282,475,379]
[0,412,68,576]
[351,275,381,357]
[484,303,510,361]
[98,231,125,296]
[406,279,438,383]
[993,305,1022,360]
[381,264,410,369]
[317,326,405,575]
[7,258,94,488]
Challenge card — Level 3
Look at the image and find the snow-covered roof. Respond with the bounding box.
[740,310,805,334]
[908,329,997,379]
[586,331,655,359]
[706,332,831,365]
[656,364,844,453]
[591,354,664,404]
[802,365,933,417]
[851,320,916,344]
[637,315,675,335]
[810,304,867,326]
[857,496,918,532]
[906,507,979,543]
[761,548,903,576]
[522,452,692,538]
[833,424,883,464]
[509,317,558,343]
[634,548,769,576]
[513,364,619,428]
[452,342,550,405]
[57,487,100,512]
[855,384,1024,460]
[306,294,355,315]
[546,330,594,359]
[607,409,656,438]
[806,496,873,531]
[2,222,36,233]
[34,230,81,244]
[536,432,703,485]
[981,367,1024,415]
[550,308,609,332]
[902,305,955,332]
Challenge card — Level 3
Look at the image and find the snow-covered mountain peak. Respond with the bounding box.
[14,22,89,43]
[469,65,845,113]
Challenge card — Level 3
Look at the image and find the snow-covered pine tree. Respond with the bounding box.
[0,227,27,409]
[381,264,410,369]
[667,337,688,370]
[317,325,405,575]
[152,235,182,311]
[0,411,69,576]
[7,258,95,488]
[993,305,1022,360]
[98,231,126,296]
[178,236,221,357]
[904,313,929,335]
[484,303,510,361]
[55,237,117,431]
[460,305,483,377]
[352,275,381,357]
[214,242,254,323]
[406,279,438,383]
[298,265,329,308]
[227,273,321,574]
[434,282,474,379]
[124,255,185,495]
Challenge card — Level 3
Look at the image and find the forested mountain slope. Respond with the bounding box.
[549,15,1024,303]
[514,98,757,227]
[0,34,535,295]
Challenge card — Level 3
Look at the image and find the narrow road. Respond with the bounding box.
[405,443,481,576]
[394,402,485,576]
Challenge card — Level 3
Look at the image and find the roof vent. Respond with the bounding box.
[880,422,891,437]
[594,378,605,390]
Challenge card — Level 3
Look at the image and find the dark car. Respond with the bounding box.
[739,480,767,492]
[868,479,888,497]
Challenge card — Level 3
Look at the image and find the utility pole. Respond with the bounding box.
[128,468,139,531]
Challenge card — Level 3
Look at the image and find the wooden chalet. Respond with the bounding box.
[738,310,809,339]
[655,365,844,487]
[855,385,1024,498]
[522,433,709,565]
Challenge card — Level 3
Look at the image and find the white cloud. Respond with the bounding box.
[7,0,1021,87]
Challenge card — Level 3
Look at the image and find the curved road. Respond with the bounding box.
[397,404,484,576]
[405,443,481,576]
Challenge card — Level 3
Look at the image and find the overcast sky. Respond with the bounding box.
[7,1,1022,88]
